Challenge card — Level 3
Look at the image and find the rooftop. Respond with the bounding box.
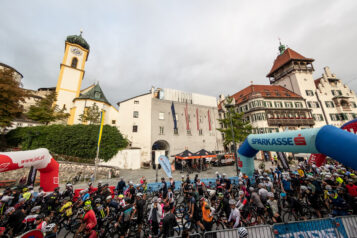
[74,83,110,105]
[231,84,303,105]
[267,48,314,77]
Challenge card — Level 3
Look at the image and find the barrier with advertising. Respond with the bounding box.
[272,217,348,238]
[168,216,357,238]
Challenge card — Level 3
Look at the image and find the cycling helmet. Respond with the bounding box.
[249,187,254,192]
[66,183,72,187]
[229,199,235,205]
[280,192,286,198]
[137,193,143,197]
[77,208,85,215]
[263,172,268,176]
[238,227,248,238]
[106,195,112,201]
[44,223,56,233]
[98,181,102,186]
[129,181,133,186]
[5,207,15,215]
[268,192,274,198]
[238,191,244,196]
[31,206,42,213]
[84,200,92,211]
[88,182,92,186]
[23,187,28,192]
[239,181,243,185]
[95,198,101,204]
[118,194,124,199]
[199,197,205,202]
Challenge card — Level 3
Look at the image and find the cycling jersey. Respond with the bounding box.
[228,208,240,228]
[36,220,47,232]
[60,201,73,217]
[83,209,97,231]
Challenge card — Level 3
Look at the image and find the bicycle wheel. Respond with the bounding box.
[212,221,225,230]
[175,204,186,219]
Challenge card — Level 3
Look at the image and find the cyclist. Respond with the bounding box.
[134,193,146,234]
[148,197,162,236]
[59,197,73,223]
[201,198,213,232]
[160,205,178,238]
[266,192,281,223]
[227,199,240,228]
[78,200,97,238]
[160,177,168,199]
[116,177,126,195]
[249,187,265,224]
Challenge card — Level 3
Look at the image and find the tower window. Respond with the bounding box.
[71,57,78,68]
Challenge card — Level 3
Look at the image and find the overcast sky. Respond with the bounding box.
[1,0,357,105]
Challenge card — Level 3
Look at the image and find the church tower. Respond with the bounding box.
[55,31,90,115]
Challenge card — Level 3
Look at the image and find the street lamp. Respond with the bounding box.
[225,103,239,178]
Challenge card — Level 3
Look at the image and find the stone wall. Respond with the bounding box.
[0,161,120,186]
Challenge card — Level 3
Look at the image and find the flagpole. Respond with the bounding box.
[94,110,105,182]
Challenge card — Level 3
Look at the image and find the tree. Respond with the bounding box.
[78,103,101,124]
[26,91,69,125]
[0,68,27,128]
[6,124,129,162]
[218,96,252,149]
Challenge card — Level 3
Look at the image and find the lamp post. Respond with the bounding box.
[225,103,239,177]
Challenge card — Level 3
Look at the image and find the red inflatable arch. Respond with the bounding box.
[0,148,59,192]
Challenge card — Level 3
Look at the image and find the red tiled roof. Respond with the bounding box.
[231,85,303,105]
[267,48,314,77]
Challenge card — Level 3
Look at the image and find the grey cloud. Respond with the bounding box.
[1,0,357,105]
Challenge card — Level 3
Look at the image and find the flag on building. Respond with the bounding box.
[171,102,178,130]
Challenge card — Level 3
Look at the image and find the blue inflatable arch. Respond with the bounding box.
[238,125,357,176]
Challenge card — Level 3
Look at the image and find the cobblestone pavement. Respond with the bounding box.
[67,160,280,189]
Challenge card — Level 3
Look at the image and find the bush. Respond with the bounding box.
[6,124,128,162]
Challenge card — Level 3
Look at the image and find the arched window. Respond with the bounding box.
[71,57,78,68]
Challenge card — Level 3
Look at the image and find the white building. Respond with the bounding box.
[116,87,224,167]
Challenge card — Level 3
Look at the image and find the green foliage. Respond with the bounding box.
[26,91,69,125]
[218,96,252,146]
[78,103,101,124]
[6,124,128,162]
[0,68,27,128]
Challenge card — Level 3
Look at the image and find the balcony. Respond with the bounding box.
[267,118,315,126]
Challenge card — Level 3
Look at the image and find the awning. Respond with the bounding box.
[193,149,217,158]
[174,149,200,160]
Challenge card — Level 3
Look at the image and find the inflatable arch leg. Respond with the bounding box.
[238,125,357,176]
[0,148,59,192]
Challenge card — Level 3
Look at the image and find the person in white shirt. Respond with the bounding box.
[228,199,240,228]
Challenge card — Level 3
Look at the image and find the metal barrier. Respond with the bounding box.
[247,225,274,238]
[169,233,202,238]
[272,217,348,238]
[338,215,357,238]
[203,228,238,238]
[202,226,273,238]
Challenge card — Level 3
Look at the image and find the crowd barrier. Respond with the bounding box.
[168,215,357,238]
